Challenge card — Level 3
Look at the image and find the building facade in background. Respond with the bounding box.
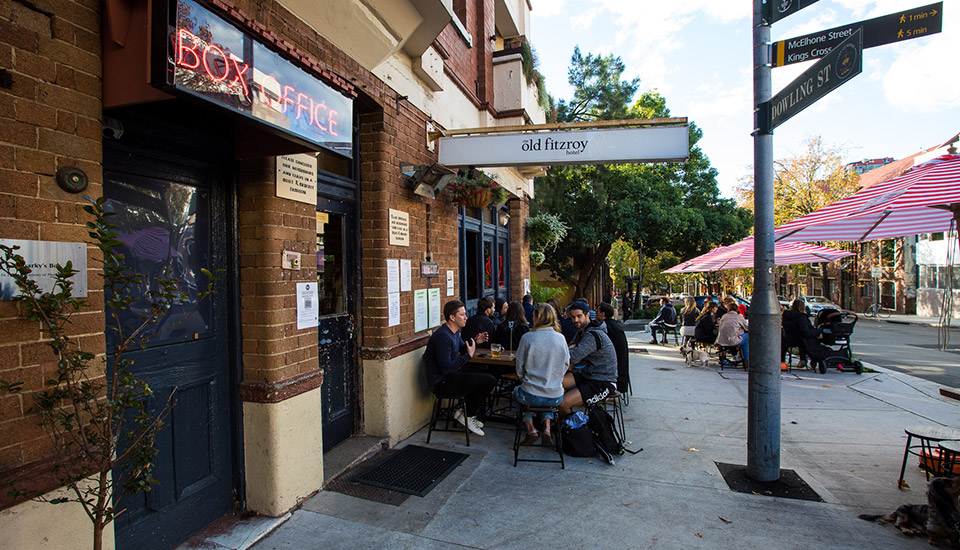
[0,0,546,548]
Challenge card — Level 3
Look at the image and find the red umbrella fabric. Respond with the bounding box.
[774,154,960,243]
[662,238,854,273]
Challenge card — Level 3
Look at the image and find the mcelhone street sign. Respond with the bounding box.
[759,28,862,134]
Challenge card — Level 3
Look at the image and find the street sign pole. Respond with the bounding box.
[750,0,781,482]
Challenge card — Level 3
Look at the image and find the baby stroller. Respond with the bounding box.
[813,308,862,374]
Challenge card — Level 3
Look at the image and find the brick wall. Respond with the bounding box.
[0,0,103,502]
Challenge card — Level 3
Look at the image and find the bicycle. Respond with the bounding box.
[863,303,892,319]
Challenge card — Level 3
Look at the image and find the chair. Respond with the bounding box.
[513,404,564,468]
[937,440,960,477]
[598,391,626,438]
[649,323,679,345]
[897,425,960,488]
[426,394,470,446]
[717,345,745,370]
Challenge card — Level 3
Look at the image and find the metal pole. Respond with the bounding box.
[749,0,781,482]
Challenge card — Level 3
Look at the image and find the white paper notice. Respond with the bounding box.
[386,259,400,294]
[523,278,530,295]
[388,292,400,327]
[446,270,454,296]
[428,288,441,327]
[414,289,428,332]
[400,259,412,292]
[296,282,319,329]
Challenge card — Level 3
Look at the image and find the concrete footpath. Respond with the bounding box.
[249,331,960,550]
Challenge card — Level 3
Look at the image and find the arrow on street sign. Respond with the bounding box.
[759,28,862,134]
[772,2,942,67]
[763,0,821,25]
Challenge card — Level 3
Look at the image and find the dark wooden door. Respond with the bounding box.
[316,199,357,451]
[104,157,234,550]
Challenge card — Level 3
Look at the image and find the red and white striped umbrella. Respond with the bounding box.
[662,237,854,273]
[774,154,960,243]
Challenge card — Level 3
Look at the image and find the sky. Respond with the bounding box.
[529,0,959,198]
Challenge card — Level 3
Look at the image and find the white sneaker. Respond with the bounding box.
[466,416,485,436]
[453,408,483,428]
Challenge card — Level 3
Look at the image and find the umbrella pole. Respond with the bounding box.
[748,0,781,483]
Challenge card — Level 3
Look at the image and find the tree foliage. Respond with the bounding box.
[533,49,752,298]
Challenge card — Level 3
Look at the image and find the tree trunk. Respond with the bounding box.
[93,522,103,550]
[574,243,612,305]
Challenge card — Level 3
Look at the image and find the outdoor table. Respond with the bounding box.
[898,425,960,487]
[937,439,960,477]
[469,351,519,423]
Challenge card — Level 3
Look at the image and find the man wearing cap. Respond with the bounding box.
[559,301,618,417]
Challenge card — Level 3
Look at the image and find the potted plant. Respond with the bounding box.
[448,170,508,209]
[526,213,568,251]
[530,250,545,267]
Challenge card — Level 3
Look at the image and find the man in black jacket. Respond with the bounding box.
[648,297,677,345]
[462,296,496,348]
[597,303,630,396]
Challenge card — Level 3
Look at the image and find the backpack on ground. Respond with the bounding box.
[560,412,596,457]
[587,405,641,465]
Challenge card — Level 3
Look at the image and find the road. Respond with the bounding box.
[850,319,960,387]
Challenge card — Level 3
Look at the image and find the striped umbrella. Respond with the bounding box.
[774,154,960,243]
[662,238,854,273]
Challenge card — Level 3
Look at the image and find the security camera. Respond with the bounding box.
[102,117,124,140]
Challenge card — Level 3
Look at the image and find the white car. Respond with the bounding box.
[798,295,840,315]
[777,295,792,309]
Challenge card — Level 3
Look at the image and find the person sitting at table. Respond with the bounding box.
[717,296,749,365]
[493,298,507,326]
[462,296,496,348]
[559,304,579,344]
[513,303,569,446]
[559,301,618,417]
[781,298,833,368]
[679,296,700,348]
[694,301,719,345]
[424,300,495,437]
[648,297,678,345]
[493,301,529,351]
[597,302,630,398]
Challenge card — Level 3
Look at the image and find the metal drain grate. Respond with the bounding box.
[353,445,468,497]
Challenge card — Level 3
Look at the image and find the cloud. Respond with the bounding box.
[883,38,960,112]
[571,11,597,30]
[530,0,567,18]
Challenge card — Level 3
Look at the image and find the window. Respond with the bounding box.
[316,212,345,315]
[860,281,873,297]
[920,265,936,289]
[931,232,945,241]
[881,281,895,297]
[939,266,952,290]
[881,239,896,268]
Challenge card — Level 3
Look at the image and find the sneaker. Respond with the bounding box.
[452,408,483,429]
[648,339,659,345]
[466,416,485,436]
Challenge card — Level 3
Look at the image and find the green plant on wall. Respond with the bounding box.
[0,197,217,550]
[447,169,508,208]
[526,213,568,253]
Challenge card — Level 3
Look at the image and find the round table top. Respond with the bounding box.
[905,425,960,441]
[940,439,960,453]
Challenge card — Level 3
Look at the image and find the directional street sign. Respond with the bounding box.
[772,2,942,67]
[763,0,821,25]
[759,28,862,134]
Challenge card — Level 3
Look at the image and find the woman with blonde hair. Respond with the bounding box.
[679,296,699,347]
[513,302,569,446]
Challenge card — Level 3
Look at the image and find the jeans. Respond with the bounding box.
[738,333,749,364]
[513,386,562,423]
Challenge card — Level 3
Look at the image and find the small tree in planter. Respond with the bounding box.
[0,197,216,550]
[447,170,508,209]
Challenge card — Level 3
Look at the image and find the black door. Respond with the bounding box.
[317,198,358,451]
[104,155,234,550]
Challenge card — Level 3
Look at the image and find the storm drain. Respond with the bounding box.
[353,445,469,497]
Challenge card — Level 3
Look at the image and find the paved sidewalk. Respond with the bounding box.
[250,334,960,550]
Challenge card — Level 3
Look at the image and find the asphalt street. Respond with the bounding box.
[850,319,960,387]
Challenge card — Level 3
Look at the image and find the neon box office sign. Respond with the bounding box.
[155,0,353,157]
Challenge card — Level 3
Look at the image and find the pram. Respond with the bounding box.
[813,308,862,374]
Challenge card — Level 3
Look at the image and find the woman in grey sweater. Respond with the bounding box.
[513,303,570,446]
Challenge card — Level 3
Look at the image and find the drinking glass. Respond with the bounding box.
[490,343,502,357]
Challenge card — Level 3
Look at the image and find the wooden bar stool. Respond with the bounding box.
[513,404,564,469]
[898,425,960,488]
[938,440,960,477]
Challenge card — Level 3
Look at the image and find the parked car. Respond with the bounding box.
[694,295,718,309]
[777,295,792,309]
[797,295,840,315]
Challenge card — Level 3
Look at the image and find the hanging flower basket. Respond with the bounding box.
[447,170,509,209]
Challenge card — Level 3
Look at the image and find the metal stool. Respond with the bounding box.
[598,391,626,438]
[426,394,470,446]
[718,346,745,370]
[938,440,960,477]
[513,404,564,468]
[898,425,960,488]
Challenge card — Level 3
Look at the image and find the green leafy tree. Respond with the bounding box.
[0,198,216,550]
[534,49,751,299]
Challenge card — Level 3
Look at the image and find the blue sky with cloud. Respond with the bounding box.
[530,0,958,197]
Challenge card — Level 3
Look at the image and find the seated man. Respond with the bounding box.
[462,296,496,348]
[716,296,748,364]
[559,301,618,417]
[648,297,677,345]
[597,303,630,397]
[424,300,495,436]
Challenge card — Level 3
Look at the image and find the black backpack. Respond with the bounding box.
[587,405,641,465]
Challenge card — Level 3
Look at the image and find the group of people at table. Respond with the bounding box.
[423,296,627,446]
[650,295,843,368]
